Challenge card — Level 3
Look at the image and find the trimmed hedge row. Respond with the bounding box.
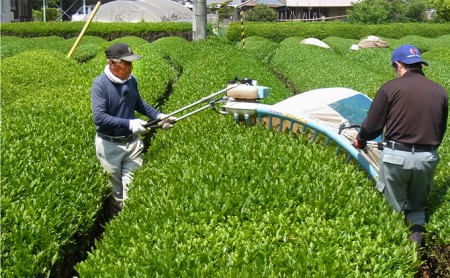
[227,22,450,42]
[0,50,108,276]
[75,37,421,276]
[0,35,107,62]
[1,33,449,276]
[0,37,175,276]
[2,21,449,45]
[244,33,450,247]
[0,22,194,41]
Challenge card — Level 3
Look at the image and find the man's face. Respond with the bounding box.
[110,59,133,80]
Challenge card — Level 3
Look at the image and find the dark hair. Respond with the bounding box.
[401,62,423,70]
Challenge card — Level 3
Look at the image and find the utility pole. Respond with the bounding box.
[193,0,207,41]
[42,0,46,22]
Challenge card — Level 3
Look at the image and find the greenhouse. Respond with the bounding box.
[90,0,192,23]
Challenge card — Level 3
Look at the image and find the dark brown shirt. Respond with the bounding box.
[359,70,448,146]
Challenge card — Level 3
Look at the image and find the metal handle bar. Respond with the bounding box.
[338,124,361,135]
[143,84,239,129]
[366,141,385,150]
[164,96,225,124]
[338,124,384,150]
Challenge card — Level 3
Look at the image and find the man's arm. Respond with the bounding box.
[441,95,448,142]
[358,87,390,142]
[134,93,161,120]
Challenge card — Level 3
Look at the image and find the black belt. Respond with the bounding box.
[97,133,138,144]
[385,141,437,152]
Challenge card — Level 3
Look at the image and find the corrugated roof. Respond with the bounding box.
[205,0,357,7]
[240,0,286,7]
[206,0,243,6]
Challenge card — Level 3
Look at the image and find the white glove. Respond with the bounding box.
[129,119,148,134]
[157,113,177,130]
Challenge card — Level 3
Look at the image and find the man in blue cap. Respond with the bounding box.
[354,44,448,247]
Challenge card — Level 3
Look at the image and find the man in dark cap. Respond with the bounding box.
[90,43,175,217]
[355,44,448,247]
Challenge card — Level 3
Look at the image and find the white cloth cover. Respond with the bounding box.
[300,38,331,49]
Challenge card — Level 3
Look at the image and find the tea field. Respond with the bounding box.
[1,33,449,277]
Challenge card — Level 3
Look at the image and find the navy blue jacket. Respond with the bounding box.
[91,73,160,137]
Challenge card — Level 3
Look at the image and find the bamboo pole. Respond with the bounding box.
[240,10,245,49]
[67,0,102,58]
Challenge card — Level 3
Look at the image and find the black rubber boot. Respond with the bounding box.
[408,224,425,247]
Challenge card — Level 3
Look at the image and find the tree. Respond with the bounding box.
[346,0,430,23]
[31,0,59,10]
[428,0,450,21]
[243,4,277,22]
[217,2,235,23]
[390,0,426,22]
[31,0,63,21]
[346,0,390,24]
[404,0,427,21]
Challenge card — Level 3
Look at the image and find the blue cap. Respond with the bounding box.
[391,44,428,66]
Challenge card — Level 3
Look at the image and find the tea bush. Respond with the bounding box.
[75,36,435,277]
[1,33,448,277]
[226,22,450,42]
[0,38,183,276]
[1,51,108,276]
[0,22,193,41]
[237,36,280,64]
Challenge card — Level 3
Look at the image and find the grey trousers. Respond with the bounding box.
[376,147,440,226]
[95,134,144,216]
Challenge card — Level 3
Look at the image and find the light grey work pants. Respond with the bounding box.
[95,134,144,216]
[376,147,440,226]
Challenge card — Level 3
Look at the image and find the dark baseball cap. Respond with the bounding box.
[391,44,428,66]
[105,43,141,61]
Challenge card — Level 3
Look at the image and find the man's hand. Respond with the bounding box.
[354,136,367,149]
[157,113,177,130]
[129,119,148,134]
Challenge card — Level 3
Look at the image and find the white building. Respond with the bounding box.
[237,0,359,21]
[285,0,359,20]
[1,0,13,22]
